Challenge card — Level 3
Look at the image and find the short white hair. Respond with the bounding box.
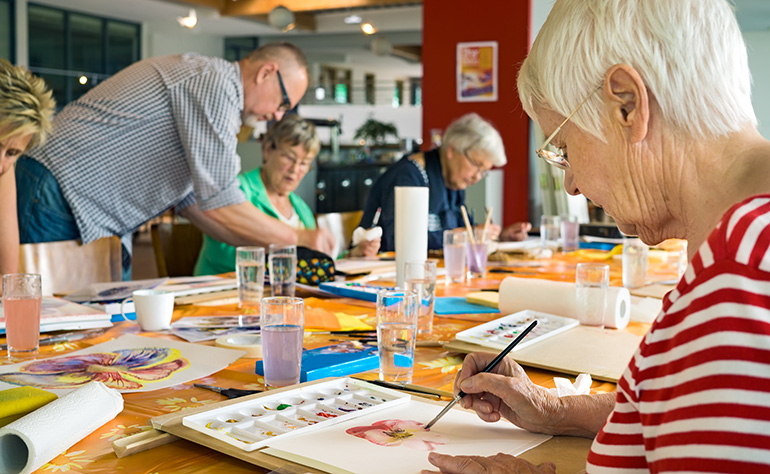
[517,0,756,141]
[442,113,507,167]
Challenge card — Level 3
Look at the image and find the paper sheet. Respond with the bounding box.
[0,335,244,395]
[263,398,551,474]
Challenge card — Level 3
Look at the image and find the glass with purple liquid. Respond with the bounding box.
[261,296,304,388]
[443,229,467,283]
[466,228,489,279]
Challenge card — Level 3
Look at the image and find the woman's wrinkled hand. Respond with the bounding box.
[453,352,562,435]
[422,452,556,474]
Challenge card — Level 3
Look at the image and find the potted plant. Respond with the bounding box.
[354,117,399,145]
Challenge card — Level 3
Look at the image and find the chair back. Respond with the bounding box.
[19,237,122,296]
[150,222,203,277]
[315,210,364,257]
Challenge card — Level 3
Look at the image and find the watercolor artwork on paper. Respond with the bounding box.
[346,419,446,451]
[0,335,244,395]
[263,398,551,474]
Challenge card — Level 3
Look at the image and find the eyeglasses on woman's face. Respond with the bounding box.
[462,148,490,179]
[536,85,601,171]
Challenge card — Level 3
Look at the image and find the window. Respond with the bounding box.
[409,78,422,106]
[365,73,375,105]
[27,3,140,107]
[393,80,404,108]
[225,37,258,62]
[0,0,14,62]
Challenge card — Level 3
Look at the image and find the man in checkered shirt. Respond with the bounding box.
[13,43,335,278]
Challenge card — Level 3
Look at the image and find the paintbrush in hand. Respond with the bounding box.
[423,319,538,430]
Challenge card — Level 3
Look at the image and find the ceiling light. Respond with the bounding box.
[177,9,197,28]
[344,14,362,24]
[268,6,295,31]
[78,76,88,85]
[361,22,376,35]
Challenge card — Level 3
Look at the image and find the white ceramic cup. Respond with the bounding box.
[120,289,174,331]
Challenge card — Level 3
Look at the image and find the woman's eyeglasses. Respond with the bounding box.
[536,85,601,171]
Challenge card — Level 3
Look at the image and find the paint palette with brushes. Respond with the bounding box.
[182,378,410,451]
[455,309,579,351]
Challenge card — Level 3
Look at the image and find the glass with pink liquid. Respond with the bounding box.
[2,273,42,360]
[261,296,304,388]
[443,229,467,283]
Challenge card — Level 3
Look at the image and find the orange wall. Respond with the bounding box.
[422,0,532,225]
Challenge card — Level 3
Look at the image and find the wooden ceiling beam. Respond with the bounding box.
[222,0,419,17]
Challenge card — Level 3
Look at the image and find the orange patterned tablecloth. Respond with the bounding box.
[0,248,679,474]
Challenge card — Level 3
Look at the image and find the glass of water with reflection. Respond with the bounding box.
[269,244,297,297]
[236,246,265,313]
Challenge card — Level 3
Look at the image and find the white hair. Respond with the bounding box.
[517,0,756,141]
[442,113,507,166]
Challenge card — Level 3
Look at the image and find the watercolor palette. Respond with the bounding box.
[455,309,579,351]
[182,378,410,451]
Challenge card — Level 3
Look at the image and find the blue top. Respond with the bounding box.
[359,148,467,251]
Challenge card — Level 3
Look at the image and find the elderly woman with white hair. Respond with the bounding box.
[360,113,530,252]
[425,1,770,473]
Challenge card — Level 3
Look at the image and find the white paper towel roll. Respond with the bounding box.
[498,277,630,330]
[395,187,429,287]
[0,381,123,474]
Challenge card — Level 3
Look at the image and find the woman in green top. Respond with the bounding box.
[194,115,380,275]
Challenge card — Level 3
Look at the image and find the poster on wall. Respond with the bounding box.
[457,41,498,102]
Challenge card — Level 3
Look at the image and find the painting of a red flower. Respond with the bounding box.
[346,419,446,451]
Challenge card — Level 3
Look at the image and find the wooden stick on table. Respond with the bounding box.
[112,429,179,458]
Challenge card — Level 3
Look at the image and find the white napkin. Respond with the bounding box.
[0,381,123,474]
[351,226,383,246]
[548,373,592,397]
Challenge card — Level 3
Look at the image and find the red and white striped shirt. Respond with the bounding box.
[587,195,770,473]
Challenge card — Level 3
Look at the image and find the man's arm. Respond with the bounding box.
[180,201,336,255]
[0,169,20,278]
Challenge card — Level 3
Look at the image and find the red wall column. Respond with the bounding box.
[422,0,532,225]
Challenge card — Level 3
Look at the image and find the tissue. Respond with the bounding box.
[0,381,123,474]
[548,374,592,397]
[351,226,383,246]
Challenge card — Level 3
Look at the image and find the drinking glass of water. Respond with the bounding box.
[560,215,580,252]
[466,228,489,279]
[236,246,265,313]
[443,229,467,284]
[622,237,649,288]
[269,244,297,297]
[261,296,304,388]
[575,263,609,328]
[540,215,561,249]
[376,289,418,383]
[404,259,438,334]
[2,273,42,361]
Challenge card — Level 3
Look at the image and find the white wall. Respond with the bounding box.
[142,22,224,58]
[744,30,770,140]
[299,104,421,146]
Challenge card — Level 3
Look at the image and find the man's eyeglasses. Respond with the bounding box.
[276,70,292,113]
[536,85,601,171]
[463,149,490,179]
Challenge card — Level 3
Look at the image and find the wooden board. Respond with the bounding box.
[149,378,592,473]
[444,325,643,383]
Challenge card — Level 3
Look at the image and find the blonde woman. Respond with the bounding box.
[0,59,55,276]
